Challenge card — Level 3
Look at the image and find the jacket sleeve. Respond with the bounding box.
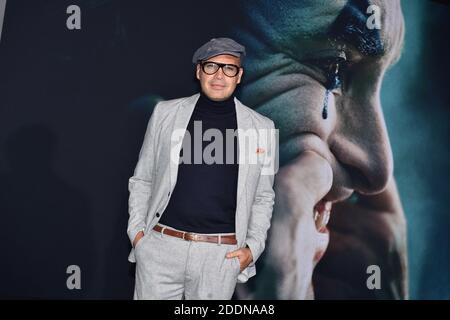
[245,119,277,266]
[127,103,160,246]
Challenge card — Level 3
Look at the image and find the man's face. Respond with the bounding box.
[238,0,404,203]
[196,54,244,101]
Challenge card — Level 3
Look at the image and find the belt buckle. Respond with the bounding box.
[184,232,195,241]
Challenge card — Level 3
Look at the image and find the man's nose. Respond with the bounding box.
[214,68,225,79]
[329,97,393,195]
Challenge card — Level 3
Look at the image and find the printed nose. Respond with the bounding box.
[329,106,393,195]
[333,136,393,194]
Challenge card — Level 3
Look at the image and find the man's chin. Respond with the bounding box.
[210,95,231,102]
[203,90,233,101]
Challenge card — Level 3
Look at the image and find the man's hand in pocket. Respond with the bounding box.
[133,231,145,248]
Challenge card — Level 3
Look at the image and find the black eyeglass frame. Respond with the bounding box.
[199,61,242,77]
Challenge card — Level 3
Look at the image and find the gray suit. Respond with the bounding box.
[127,92,277,287]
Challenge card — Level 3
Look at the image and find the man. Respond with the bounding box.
[127,37,277,299]
[231,0,408,299]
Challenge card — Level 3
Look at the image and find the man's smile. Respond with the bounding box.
[210,83,226,89]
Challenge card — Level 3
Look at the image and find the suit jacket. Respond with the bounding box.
[127,93,277,283]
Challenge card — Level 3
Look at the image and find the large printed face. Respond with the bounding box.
[235,0,407,298]
[239,0,404,203]
[196,54,244,101]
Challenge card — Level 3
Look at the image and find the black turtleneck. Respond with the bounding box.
[158,91,239,233]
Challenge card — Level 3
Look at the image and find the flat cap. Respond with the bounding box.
[192,37,246,64]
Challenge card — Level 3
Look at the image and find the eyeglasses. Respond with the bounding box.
[200,61,241,77]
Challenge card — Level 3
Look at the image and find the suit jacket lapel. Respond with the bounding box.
[234,97,252,209]
[169,93,200,189]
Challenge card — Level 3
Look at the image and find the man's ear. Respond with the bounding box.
[237,68,244,84]
[196,64,201,80]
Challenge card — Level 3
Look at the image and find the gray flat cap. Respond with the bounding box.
[192,37,246,64]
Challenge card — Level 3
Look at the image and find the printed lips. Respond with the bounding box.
[314,200,332,233]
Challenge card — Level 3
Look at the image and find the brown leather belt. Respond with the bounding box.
[152,224,237,245]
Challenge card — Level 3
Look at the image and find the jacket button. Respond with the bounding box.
[156,212,160,217]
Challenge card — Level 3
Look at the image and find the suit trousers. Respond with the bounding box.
[133,223,241,300]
